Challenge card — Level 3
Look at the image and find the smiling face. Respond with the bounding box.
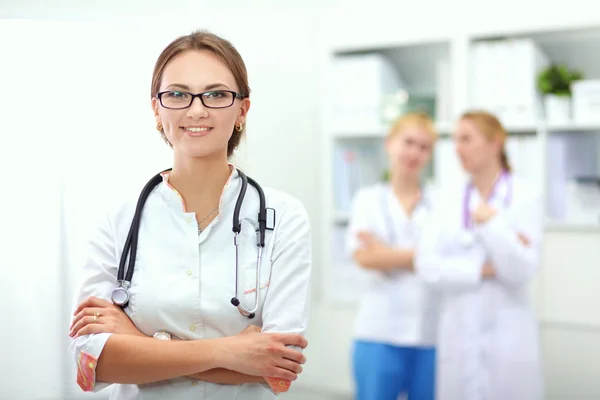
[386,125,434,178]
[152,49,250,159]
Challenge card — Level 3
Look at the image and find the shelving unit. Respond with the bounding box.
[320,24,600,307]
[467,27,600,233]
[546,122,600,132]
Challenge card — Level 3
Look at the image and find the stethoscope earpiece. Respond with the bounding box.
[231,297,255,318]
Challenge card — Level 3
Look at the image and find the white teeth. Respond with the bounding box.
[185,127,210,132]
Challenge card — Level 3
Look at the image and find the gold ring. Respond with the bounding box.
[92,312,100,323]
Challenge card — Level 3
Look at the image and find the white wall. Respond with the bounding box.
[0,19,77,399]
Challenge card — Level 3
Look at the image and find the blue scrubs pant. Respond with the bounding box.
[353,340,435,400]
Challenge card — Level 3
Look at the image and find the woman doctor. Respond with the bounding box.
[67,30,311,400]
[346,112,439,400]
[415,110,543,400]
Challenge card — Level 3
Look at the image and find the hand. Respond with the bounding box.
[517,232,531,247]
[482,262,496,278]
[471,203,497,224]
[240,325,262,334]
[239,325,294,392]
[218,330,308,381]
[69,296,144,338]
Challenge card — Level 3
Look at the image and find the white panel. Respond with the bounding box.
[0,19,66,400]
[540,230,600,326]
[541,324,600,399]
[299,305,357,395]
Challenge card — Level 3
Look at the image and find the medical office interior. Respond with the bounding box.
[1,0,600,399]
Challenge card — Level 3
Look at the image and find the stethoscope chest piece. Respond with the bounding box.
[112,280,131,307]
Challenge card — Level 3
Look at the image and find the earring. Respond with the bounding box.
[156,122,163,131]
[236,123,243,132]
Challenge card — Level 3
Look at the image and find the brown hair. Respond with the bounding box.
[459,110,511,172]
[387,111,438,141]
[151,30,250,157]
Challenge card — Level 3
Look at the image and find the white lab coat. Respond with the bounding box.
[415,174,543,400]
[68,166,312,400]
[346,183,439,347]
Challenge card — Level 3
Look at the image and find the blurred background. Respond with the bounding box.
[1,0,600,399]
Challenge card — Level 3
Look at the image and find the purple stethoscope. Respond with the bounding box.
[460,170,512,245]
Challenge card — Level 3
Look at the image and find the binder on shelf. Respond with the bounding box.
[546,132,600,223]
[331,53,405,133]
[470,38,549,126]
[506,135,542,190]
[572,80,600,124]
[333,139,387,214]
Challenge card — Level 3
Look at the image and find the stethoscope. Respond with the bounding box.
[111,167,271,319]
[460,170,512,246]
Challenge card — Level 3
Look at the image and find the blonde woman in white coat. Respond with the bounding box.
[415,110,543,400]
[347,112,439,400]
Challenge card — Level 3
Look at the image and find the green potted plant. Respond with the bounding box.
[537,64,583,124]
[381,168,390,182]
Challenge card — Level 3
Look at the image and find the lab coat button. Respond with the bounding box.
[186,217,192,223]
[191,380,198,386]
[189,325,196,332]
[187,270,193,276]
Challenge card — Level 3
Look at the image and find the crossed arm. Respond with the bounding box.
[350,231,501,276]
[352,231,414,271]
[415,204,536,291]
[351,231,527,285]
[69,297,305,386]
[71,199,312,391]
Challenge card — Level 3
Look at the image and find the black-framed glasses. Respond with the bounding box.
[156,90,245,110]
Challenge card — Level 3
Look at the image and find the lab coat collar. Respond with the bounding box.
[468,171,511,210]
[382,182,431,222]
[157,163,241,216]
